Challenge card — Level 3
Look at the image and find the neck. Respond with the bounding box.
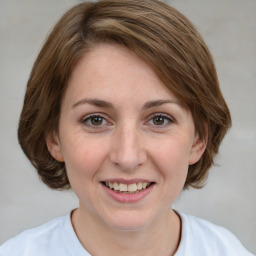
[71,206,181,256]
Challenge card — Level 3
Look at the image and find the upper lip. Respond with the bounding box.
[102,178,154,184]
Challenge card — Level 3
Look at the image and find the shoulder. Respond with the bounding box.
[175,211,255,256]
[0,216,68,256]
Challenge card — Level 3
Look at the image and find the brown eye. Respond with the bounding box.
[82,115,107,127]
[91,116,103,126]
[148,114,173,127]
[153,116,165,125]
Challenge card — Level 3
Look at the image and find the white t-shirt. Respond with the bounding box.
[0,211,254,256]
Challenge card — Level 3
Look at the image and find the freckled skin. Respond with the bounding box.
[47,43,206,254]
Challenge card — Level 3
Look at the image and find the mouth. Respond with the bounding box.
[101,181,154,194]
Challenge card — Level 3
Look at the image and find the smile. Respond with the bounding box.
[101,180,155,203]
[103,181,152,194]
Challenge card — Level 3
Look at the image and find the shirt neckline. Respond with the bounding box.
[62,210,187,256]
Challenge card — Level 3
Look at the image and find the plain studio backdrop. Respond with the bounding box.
[0,0,255,254]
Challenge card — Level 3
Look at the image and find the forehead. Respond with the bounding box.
[65,43,178,105]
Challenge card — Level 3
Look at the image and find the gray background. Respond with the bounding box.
[0,0,255,253]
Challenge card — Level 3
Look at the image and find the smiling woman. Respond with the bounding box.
[0,0,254,256]
[45,43,201,238]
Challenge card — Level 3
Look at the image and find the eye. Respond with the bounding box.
[148,114,173,127]
[82,114,109,127]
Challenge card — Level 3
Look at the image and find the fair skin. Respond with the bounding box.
[47,43,206,256]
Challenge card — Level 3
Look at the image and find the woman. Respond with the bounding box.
[0,0,253,255]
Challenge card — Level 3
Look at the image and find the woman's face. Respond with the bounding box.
[47,43,205,231]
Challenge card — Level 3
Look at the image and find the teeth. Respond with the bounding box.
[109,182,113,189]
[128,183,137,192]
[137,182,142,190]
[113,182,119,191]
[119,183,128,192]
[105,182,151,193]
[142,182,147,189]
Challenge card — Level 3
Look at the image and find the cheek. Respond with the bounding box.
[151,138,191,180]
[62,137,109,182]
[153,137,191,164]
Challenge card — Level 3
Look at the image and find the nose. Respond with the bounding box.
[109,123,147,171]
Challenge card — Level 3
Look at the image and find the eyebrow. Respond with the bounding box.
[72,98,114,108]
[142,99,180,110]
[72,98,179,109]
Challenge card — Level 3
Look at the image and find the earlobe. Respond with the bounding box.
[46,132,64,162]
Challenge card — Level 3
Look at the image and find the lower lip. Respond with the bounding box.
[101,183,154,203]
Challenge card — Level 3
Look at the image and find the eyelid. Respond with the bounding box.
[150,113,174,121]
[81,112,109,120]
[146,113,175,126]
[80,112,175,128]
[82,113,102,122]
[81,113,112,128]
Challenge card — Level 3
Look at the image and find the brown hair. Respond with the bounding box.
[18,0,231,190]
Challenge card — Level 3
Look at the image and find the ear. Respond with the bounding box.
[46,131,64,162]
[189,126,208,165]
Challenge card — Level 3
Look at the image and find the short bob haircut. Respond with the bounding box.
[18,0,231,190]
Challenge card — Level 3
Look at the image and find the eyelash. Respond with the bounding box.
[147,114,174,127]
[81,113,174,129]
[81,114,111,128]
